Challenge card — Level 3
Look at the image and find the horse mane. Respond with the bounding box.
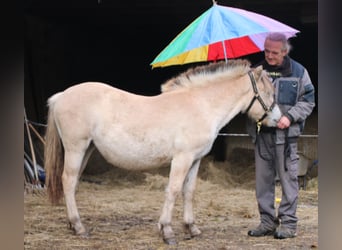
[161,59,251,93]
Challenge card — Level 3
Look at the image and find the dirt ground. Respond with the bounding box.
[24,153,318,250]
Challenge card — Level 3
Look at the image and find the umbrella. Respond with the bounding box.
[151,2,299,68]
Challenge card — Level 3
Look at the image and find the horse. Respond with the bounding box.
[44,59,282,245]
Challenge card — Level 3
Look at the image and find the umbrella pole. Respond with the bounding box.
[221,40,228,63]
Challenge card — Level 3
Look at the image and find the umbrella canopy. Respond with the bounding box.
[151,3,299,68]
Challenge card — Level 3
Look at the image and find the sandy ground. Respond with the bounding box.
[24,156,318,250]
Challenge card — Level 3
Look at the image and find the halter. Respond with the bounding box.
[245,71,276,131]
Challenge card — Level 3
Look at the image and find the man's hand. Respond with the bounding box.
[277,115,291,129]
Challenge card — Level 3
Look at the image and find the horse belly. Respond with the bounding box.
[94,138,173,170]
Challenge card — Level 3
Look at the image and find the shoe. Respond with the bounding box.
[274,225,297,239]
[248,224,276,237]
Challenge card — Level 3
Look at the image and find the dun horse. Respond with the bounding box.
[44,59,281,244]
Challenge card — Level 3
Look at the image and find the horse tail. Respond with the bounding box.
[44,93,64,205]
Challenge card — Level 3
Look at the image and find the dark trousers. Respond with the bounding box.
[254,132,299,230]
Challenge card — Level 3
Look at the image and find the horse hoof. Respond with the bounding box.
[73,227,90,238]
[75,230,90,238]
[183,233,192,240]
[184,223,201,238]
[190,226,201,237]
[159,223,177,245]
[79,232,90,239]
[163,237,177,245]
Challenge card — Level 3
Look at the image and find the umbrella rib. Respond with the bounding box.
[221,40,228,63]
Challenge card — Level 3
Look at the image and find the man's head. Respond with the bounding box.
[264,33,291,66]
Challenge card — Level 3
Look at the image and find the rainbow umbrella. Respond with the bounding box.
[151,3,299,68]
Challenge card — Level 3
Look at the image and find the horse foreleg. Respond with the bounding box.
[62,151,88,237]
[182,159,202,239]
[158,154,194,245]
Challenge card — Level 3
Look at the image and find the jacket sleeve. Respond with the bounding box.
[285,68,315,123]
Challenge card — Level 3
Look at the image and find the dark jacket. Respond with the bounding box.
[247,56,315,144]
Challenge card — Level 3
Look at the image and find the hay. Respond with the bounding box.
[198,154,256,189]
[25,152,318,249]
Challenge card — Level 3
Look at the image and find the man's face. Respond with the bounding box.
[264,39,287,66]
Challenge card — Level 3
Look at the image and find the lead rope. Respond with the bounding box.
[284,128,290,171]
[256,127,290,172]
[255,127,275,163]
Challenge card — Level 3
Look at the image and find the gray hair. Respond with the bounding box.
[265,32,292,53]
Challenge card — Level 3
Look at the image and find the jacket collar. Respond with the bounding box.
[260,56,292,80]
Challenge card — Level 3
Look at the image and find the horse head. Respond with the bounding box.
[244,65,281,127]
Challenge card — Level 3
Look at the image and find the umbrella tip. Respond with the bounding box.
[212,0,217,5]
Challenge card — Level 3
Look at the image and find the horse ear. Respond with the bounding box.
[253,65,263,81]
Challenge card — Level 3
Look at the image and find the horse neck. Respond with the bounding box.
[197,74,253,130]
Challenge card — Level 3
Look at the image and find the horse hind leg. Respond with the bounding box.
[182,159,202,240]
[62,147,89,237]
[78,143,96,179]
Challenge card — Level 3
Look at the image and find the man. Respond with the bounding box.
[246,32,315,239]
